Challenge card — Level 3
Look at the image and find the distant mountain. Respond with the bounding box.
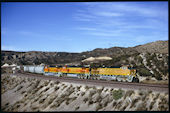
[1,40,168,65]
[1,40,168,80]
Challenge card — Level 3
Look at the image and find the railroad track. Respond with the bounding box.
[14,72,169,93]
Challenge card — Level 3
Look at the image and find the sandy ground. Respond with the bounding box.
[1,73,169,111]
[138,76,168,85]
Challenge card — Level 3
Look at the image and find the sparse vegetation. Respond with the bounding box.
[112,89,124,100]
[83,97,88,103]
[75,106,79,110]
[124,90,134,99]
[96,103,103,111]
[81,92,85,96]
[1,74,169,111]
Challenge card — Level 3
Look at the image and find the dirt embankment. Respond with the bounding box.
[1,74,169,111]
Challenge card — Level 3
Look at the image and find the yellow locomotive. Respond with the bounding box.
[43,65,139,82]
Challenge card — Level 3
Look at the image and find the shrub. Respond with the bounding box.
[17,85,23,91]
[112,89,124,100]
[148,90,152,94]
[88,100,94,105]
[65,100,70,105]
[77,86,81,91]
[130,97,140,108]
[92,86,97,90]
[89,90,96,97]
[83,97,88,103]
[104,89,108,92]
[75,106,79,110]
[55,86,60,91]
[97,88,103,94]
[39,98,46,104]
[95,94,103,103]
[113,102,117,107]
[96,103,102,111]
[80,92,85,96]
[85,86,90,90]
[44,81,49,86]
[62,85,67,90]
[48,97,55,105]
[155,74,162,80]
[149,101,155,110]
[153,93,159,101]
[54,81,60,84]
[50,82,54,87]
[103,100,109,107]
[21,90,26,94]
[72,97,77,101]
[110,88,114,92]
[136,102,147,111]
[44,87,50,92]
[124,90,134,99]
[138,68,152,76]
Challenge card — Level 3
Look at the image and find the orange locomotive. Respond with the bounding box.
[43,65,139,82]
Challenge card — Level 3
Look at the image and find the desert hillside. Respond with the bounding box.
[1,40,168,65]
[134,40,168,53]
[1,40,168,82]
[1,74,169,111]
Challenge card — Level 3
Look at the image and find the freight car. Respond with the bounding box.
[23,65,139,82]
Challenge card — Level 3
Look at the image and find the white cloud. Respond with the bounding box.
[94,11,123,17]
[73,2,168,41]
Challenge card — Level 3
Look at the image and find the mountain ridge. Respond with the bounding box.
[1,40,168,66]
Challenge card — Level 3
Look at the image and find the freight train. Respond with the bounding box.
[23,65,139,82]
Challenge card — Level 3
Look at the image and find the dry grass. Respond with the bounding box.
[1,74,169,111]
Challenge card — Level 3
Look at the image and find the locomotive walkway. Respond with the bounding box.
[14,72,169,93]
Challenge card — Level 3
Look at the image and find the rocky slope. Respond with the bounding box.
[1,40,168,80]
[1,74,169,111]
[134,40,168,53]
[1,40,168,66]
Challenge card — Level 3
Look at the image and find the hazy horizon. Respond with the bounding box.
[1,2,168,52]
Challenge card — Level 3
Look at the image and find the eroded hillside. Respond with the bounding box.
[1,74,169,111]
[1,40,168,65]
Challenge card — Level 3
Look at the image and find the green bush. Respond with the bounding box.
[112,89,124,100]
[137,56,143,64]
[155,74,162,80]
[138,68,152,76]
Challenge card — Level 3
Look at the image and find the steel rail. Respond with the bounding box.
[14,72,168,92]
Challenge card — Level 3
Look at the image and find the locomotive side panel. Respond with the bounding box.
[97,68,131,76]
[48,67,58,73]
[67,67,83,74]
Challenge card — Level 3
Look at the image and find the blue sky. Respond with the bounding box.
[1,2,168,53]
